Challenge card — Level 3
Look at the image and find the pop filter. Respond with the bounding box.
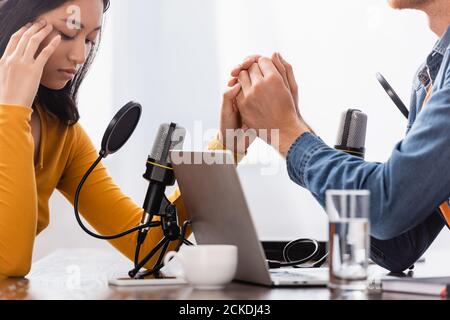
[376,72,409,119]
[100,101,142,158]
[75,100,145,240]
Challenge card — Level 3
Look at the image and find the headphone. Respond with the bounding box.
[265,238,329,269]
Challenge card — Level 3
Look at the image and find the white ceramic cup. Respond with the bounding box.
[163,245,238,290]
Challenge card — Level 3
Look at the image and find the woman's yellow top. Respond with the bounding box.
[0,103,235,278]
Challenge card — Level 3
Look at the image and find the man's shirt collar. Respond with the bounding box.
[433,24,450,56]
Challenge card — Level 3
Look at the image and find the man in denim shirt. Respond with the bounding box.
[228,0,450,272]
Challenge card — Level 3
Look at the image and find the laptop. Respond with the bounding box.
[170,150,328,287]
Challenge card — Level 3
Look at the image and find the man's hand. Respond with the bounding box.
[229,53,298,112]
[229,53,315,135]
[235,57,311,156]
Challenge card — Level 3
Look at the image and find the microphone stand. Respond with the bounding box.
[128,194,193,279]
[128,122,193,279]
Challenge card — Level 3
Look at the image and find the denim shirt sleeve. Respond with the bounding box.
[286,57,450,241]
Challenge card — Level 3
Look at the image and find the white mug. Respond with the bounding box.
[163,245,238,290]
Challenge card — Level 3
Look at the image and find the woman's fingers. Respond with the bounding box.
[228,55,262,87]
[222,82,242,113]
[23,24,54,61]
[235,90,245,111]
[228,77,239,87]
[230,55,261,77]
[13,20,47,57]
[238,70,252,96]
[0,21,61,109]
[35,34,61,68]
[2,24,31,57]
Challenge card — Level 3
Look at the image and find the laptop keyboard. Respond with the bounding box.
[270,268,329,282]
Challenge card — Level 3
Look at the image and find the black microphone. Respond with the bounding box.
[137,123,186,242]
[334,109,367,159]
[142,123,185,217]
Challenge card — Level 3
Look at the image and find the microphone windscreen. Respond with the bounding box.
[150,123,186,163]
[335,109,367,157]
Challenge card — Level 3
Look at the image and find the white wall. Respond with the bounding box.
[34,0,450,261]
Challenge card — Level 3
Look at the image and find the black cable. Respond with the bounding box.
[268,239,320,269]
[74,154,152,240]
[309,252,329,268]
[175,220,192,251]
[134,237,142,267]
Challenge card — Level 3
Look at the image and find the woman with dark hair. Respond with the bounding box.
[0,0,248,278]
[0,0,111,124]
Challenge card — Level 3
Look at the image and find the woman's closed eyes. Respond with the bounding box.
[55,28,96,46]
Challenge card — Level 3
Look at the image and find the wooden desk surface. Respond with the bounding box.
[0,249,449,300]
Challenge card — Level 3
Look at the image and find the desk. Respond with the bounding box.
[0,249,449,300]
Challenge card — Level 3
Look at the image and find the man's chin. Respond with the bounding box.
[388,0,408,9]
[387,0,429,10]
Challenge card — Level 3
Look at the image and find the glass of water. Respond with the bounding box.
[326,190,370,292]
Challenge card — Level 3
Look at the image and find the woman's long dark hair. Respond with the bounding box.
[0,0,110,125]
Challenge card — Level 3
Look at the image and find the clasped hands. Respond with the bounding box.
[219,53,313,158]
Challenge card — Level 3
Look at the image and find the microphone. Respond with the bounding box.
[128,123,187,278]
[334,109,367,159]
[140,123,186,226]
